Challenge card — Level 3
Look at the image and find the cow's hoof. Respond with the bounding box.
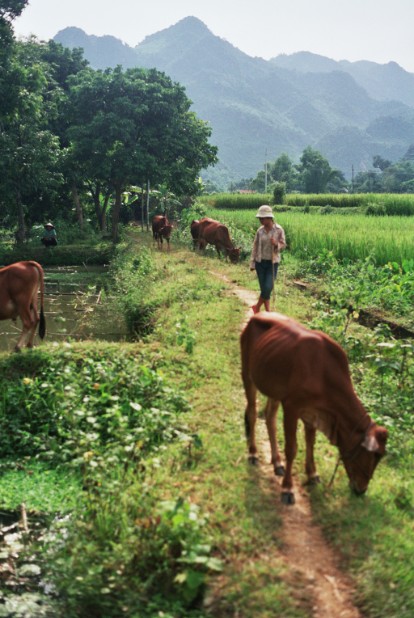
[305,476,321,487]
[14,347,21,353]
[274,465,285,477]
[281,492,295,505]
[248,455,259,466]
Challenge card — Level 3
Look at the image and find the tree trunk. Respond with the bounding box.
[89,183,109,232]
[15,188,26,244]
[71,182,84,230]
[111,185,123,243]
[146,178,150,232]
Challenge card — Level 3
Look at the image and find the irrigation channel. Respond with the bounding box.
[0,265,127,353]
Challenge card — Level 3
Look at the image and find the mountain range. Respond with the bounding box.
[54,17,414,188]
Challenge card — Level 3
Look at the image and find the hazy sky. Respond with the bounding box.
[13,0,414,73]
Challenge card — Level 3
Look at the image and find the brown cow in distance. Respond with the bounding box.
[241,312,387,504]
[0,261,46,352]
[197,217,240,263]
[152,214,173,251]
[157,223,173,251]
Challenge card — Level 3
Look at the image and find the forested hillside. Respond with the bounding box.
[54,17,414,186]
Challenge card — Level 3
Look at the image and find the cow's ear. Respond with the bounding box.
[362,426,388,453]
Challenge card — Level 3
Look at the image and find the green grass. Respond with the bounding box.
[204,192,414,215]
[205,207,414,264]
[0,461,80,512]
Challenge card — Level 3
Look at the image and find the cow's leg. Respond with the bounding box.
[166,238,170,252]
[26,297,40,349]
[281,406,298,504]
[264,398,284,476]
[243,378,259,465]
[15,305,35,351]
[303,421,320,485]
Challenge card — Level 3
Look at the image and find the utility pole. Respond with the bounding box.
[264,149,268,193]
[351,164,354,193]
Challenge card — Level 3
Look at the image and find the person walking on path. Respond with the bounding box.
[41,222,57,247]
[250,205,286,313]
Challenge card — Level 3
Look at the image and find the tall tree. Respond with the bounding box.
[0,41,62,240]
[297,146,335,193]
[270,153,298,191]
[0,0,27,52]
[66,66,217,241]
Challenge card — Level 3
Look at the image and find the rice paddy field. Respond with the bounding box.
[204,208,414,265]
[205,192,414,215]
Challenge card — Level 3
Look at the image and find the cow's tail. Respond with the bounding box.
[30,261,46,340]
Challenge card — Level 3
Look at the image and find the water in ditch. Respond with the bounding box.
[0,264,127,353]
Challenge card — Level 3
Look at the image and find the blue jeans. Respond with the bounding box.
[255,260,279,300]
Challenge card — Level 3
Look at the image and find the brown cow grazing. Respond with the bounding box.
[190,219,200,249]
[197,217,240,263]
[0,261,46,352]
[241,312,387,504]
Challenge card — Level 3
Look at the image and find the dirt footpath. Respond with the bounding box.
[215,272,364,618]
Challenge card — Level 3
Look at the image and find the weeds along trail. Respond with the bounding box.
[213,271,363,618]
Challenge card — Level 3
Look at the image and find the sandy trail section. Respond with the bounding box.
[214,272,364,618]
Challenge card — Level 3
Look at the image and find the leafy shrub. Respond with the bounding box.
[0,347,189,463]
[46,496,222,617]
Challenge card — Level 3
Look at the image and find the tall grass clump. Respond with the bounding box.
[109,245,159,337]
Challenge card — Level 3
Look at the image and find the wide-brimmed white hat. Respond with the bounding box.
[255,205,274,218]
[44,222,55,228]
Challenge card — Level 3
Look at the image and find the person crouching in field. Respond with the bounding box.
[41,222,57,247]
[250,205,286,313]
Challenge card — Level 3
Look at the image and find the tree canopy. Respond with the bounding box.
[65,65,217,240]
[0,21,218,240]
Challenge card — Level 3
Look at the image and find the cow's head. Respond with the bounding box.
[342,423,388,495]
[228,247,240,264]
[190,220,200,240]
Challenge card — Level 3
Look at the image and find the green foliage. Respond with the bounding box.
[109,246,159,336]
[46,495,222,617]
[0,339,221,615]
[66,65,217,240]
[272,181,286,205]
[298,251,414,323]
[175,318,196,354]
[0,347,189,463]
